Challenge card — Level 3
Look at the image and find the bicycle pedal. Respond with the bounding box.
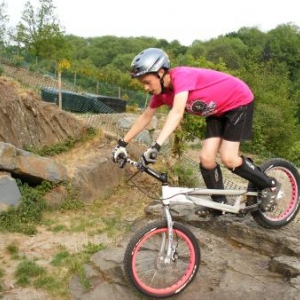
[195,207,223,217]
[195,206,211,217]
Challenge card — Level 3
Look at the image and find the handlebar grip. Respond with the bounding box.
[150,152,158,159]
[118,153,127,168]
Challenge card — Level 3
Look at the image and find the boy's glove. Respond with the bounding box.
[142,142,161,165]
[111,139,128,163]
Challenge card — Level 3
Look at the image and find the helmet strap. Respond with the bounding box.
[157,70,167,94]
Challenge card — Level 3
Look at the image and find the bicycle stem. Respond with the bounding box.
[123,157,168,183]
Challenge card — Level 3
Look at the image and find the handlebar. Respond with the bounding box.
[118,155,168,184]
[119,156,142,169]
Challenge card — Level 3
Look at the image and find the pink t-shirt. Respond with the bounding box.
[149,67,254,116]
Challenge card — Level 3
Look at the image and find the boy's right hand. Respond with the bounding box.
[111,139,128,163]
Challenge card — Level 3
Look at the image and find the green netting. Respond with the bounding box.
[41,87,126,114]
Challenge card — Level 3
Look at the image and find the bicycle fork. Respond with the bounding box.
[159,204,176,264]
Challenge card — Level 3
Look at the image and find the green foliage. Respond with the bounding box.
[0,267,4,293]
[284,141,300,166]
[172,114,206,158]
[51,251,70,267]
[50,242,106,290]
[6,243,19,258]
[0,176,87,235]
[0,181,52,234]
[15,259,46,286]
[13,0,68,61]
[24,139,77,156]
[13,242,105,296]
[0,267,3,292]
[56,183,84,211]
[24,127,97,156]
[238,60,300,163]
[203,36,248,69]
[170,160,200,188]
[0,1,8,46]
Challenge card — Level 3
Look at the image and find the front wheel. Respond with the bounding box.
[124,220,200,299]
[248,158,300,228]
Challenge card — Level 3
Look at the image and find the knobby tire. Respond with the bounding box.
[248,158,300,228]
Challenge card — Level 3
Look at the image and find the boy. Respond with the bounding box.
[112,48,280,215]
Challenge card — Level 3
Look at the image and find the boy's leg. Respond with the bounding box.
[200,163,227,203]
[219,140,280,212]
[196,138,227,216]
[230,156,280,211]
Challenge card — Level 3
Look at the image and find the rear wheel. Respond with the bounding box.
[248,158,300,228]
[124,220,200,298]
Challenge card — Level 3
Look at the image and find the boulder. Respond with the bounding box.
[0,142,67,184]
[0,172,21,211]
[0,77,88,149]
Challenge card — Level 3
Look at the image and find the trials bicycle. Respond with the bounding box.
[120,156,300,299]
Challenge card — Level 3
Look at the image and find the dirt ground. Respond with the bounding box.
[0,180,154,300]
[0,133,157,299]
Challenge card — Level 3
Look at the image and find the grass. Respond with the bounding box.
[5,243,20,260]
[23,127,98,157]
[0,181,52,235]
[0,268,4,293]
[0,175,154,299]
[0,136,199,299]
[15,259,46,286]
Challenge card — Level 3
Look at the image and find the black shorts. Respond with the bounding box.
[205,101,254,142]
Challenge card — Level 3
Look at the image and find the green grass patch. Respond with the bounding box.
[0,268,4,293]
[15,259,46,286]
[0,180,85,234]
[51,250,71,267]
[5,243,20,259]
[24,127,97,156]
[0,181,52,234]
[49,242,106,291]
[50,224,67,232]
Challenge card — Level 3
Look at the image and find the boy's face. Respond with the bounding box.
[138,69,165,95]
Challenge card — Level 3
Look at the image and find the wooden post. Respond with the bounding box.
[58,71,62,109]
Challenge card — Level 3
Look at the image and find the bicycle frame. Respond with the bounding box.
[123,157,259,263]
[161,185,258,214]
[159,186,259,262]
[125,157,259,213]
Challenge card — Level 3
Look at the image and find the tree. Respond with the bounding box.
[264,24,300,81]
[0,1,8,47]
[203,36,248,69]
[233,26,267,61]
[14,0,68,62]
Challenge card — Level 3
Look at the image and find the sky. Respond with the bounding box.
[5,0,300,46]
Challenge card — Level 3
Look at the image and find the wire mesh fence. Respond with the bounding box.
[1,61,149,134]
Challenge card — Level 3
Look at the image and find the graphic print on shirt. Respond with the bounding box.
[185,100,217,116]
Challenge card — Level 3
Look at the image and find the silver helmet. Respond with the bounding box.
[130,48,170,78]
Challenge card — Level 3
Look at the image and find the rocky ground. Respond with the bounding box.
[1,125,300,300]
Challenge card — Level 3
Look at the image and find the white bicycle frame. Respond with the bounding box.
[159,185,258,263]
[123,157,259,263]
[161,185,258,214]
